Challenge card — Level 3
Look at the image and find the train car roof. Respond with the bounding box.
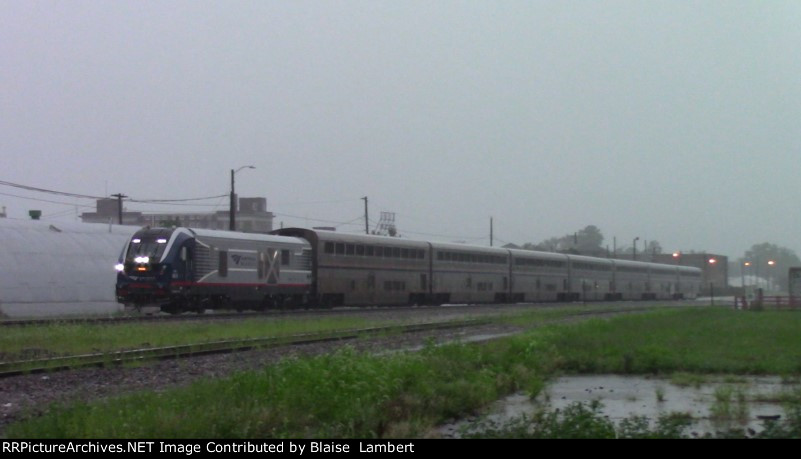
[273,227,430,248]
[145,227,309,246]
[507,248,569,261]
[313,230,430,247]
[428,240,510,255]
[567,254,614,265]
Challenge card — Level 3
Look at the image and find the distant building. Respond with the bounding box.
[652,252,729,288]
[80,197,274,233]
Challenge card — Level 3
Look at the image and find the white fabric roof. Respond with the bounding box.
[0,219,138,316]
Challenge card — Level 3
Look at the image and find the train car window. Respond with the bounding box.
[325,242,334,254]
[401,248,409,259]
[366,246,374,256]
[375,246,383,257]
[356,245,365,256]
[419,250,425,259]
[346,244,355,255]
[437,252,443,260]
[218,250,228,277]
[393,247,401,258]
[336,243,345,255]
[282,250,290,265]
[258,252,264,278]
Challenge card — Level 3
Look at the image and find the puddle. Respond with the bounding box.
[439,374,798,438]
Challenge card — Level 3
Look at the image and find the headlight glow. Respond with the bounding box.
[134,256,150,264]
[115,263,125,272]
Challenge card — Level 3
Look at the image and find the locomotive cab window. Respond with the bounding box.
[218,250,228,277]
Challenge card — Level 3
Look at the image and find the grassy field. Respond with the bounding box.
[0,316,409,360]
[0,304,603,360]
[7,307,801,438]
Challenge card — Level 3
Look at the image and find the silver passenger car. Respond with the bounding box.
[274,228,430,306]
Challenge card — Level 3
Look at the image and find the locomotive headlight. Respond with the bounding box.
[115,263,125,272]
[134,256,150,264]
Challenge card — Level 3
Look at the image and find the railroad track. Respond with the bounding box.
[0,318,495,378]
[0,305,672,379]
[0,300,702,328]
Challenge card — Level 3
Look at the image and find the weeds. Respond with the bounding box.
[710,386,749,424]
[7,308,801,438]
[461,402,692,439]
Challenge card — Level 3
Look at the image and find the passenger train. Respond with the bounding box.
[115,226,702,313]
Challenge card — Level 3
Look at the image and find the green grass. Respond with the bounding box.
[0,316,409,361]
[0,303,641,361]
[7,307,801,438]
[537,308,801,375]
[5,341,545,438]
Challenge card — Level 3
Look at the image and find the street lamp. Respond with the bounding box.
[768,260,776,291]
[708,258,717,306]
[633,237,640,260]
[742,261,751,290]
[230,166,256,231]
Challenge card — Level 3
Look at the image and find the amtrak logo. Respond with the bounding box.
[231,254,257,267]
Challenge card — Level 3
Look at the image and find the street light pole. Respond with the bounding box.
[632,237,639,260]
[230,166,255,231]
[768,260,776,292]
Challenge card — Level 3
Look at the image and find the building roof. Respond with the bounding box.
[0,218,138,316]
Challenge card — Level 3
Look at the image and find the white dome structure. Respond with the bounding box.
[0,218,138,317]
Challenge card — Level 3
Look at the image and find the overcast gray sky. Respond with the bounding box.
[2,0,799,258]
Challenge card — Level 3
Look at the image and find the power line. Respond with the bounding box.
[0,180,105,200]
[0,179,229,206]
[129,194,227,203]
[0,191,96,208]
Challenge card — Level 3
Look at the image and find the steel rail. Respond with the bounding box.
[0,318,494,378]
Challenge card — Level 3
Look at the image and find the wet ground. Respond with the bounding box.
[440,374,798,438]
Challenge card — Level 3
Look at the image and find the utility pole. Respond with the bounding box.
[230,166,255,231]
[111,193,127,225]
[490,217,493,247]
[230,169,236,231]
[362,196,369,235]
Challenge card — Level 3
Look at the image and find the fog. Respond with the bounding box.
[2,0,799,258]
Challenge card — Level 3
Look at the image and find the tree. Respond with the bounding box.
[523,225,605,255]
[644,240,663,258]
[740,243,801,292]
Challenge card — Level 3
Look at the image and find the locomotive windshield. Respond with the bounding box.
[126,230,172,262]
